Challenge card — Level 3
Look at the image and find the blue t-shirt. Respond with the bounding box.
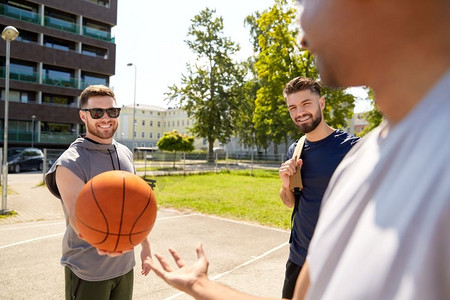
[286,129,359,266]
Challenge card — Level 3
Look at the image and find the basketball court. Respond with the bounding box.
[0,173,290,299]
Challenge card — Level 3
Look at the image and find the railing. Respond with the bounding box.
[44,16,79,33]
[0,4,40,24]
[0,130,76,144]
[0,3,115,43]
[42,75,78,88]
[0,67,39,84]
[40,132,77,144]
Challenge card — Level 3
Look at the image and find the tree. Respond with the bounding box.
[247,0,356,154]
[357,89,383,137]
[156,130,195,168]
[166,8,243,163]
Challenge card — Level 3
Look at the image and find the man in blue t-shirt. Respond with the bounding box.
[278,77,359,299]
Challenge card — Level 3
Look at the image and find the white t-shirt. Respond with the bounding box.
[306,71,450,300]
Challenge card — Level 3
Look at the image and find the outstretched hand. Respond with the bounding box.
[149,242,209,294]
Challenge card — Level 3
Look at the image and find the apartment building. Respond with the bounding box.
[0,0,117,149]
[116,104,208,151]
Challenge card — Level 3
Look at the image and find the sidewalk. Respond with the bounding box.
[0,172,65,224]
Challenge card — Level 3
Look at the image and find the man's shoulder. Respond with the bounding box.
[334,129,360,146]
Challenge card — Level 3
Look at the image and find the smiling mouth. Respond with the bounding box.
[98,124,112,129]
[296,115,311,123]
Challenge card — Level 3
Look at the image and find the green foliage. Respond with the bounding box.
[244,0,356,151]
[157,130,195,168]
[166,8,244,162]
[357,88,383,136]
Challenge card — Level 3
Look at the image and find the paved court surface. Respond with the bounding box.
[0,172,290,299]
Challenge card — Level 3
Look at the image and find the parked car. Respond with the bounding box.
[7,147,44,173]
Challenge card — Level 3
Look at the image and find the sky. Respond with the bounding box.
[110,0,371,112]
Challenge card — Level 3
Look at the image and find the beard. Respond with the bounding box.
[295,106,322,134]
[85,119,118,140]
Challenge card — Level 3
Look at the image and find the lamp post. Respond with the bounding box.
[1,26,19,215]
[126,63,137,154]
[31,115,36,148]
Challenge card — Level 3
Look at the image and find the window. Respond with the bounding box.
[141,132,145,138]
[150,132,153,139]
[45,8,77,33]
[83,19,111,41]
[150,121,153,126]
[43,66,75,87]
[14,29,38,43]
[44,36,75,51]
[2,89,35,103]
[82,44,108,58]
[81,72,108,88]
[158,122,161,127]
[142,120,145,126]
[43,94,75,106]
[157,133,161,139]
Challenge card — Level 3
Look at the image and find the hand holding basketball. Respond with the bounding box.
[75,170,157,253]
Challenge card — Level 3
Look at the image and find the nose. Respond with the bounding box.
[298,30,308,49]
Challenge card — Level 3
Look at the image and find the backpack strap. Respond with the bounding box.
[288,135,306,239]
[289,135,306,191]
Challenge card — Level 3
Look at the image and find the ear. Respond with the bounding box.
[319,97,326,111]
[79,110,87,123]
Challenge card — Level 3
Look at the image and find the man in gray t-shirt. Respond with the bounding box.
[45,85,152,300]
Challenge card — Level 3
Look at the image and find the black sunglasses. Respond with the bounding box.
[81,107,121,119]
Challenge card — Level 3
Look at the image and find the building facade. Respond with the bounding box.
[116,104,207,151]
[0,0,117,149]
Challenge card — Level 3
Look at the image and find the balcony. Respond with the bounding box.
[0,4,40,24]
[0,4,114,43]
[0,129,77,144]
[42,75,78,88]
[44,16,79,34]
[0,67,39,83]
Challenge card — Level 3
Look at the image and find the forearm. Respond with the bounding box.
[190,277,275,300]
[279,186,295,208]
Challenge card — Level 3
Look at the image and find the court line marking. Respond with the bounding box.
[0,221,65,231]
[0,232,64,250]
[164,241,289,300]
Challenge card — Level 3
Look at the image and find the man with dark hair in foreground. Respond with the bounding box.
[148,0,450,298]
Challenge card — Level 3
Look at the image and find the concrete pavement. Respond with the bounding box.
[0,171,290,299]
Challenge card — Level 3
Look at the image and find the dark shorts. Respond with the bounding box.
[282,260,302,299]
[65,267,134,300]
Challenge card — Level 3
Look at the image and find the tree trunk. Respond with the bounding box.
[173,151,176,169]
[207,137,215,163]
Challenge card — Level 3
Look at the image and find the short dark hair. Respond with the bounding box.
[80,85,116,108]
[283,77,322,101]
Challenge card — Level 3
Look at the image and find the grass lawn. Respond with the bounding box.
[149,169,292,229]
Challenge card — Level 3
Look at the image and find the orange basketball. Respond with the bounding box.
[75,170,157,252]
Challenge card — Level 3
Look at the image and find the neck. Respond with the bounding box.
[368,3,450,124]
[305,121,335,142]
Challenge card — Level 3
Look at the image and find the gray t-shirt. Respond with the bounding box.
[45,137,136,281]
[307,71,450,299]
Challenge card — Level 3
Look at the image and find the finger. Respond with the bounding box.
[168,248,186,268]
[196,242,205,259]
[154,253,174,272]
[141,264,151,276]
[297,158,303,167]
[148,256,166,279]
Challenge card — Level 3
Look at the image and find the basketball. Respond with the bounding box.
[75,170,157,252]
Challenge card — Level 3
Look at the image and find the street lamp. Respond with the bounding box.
[31,115,36,148]
[127,63,137,154]
[1,26,19,215]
